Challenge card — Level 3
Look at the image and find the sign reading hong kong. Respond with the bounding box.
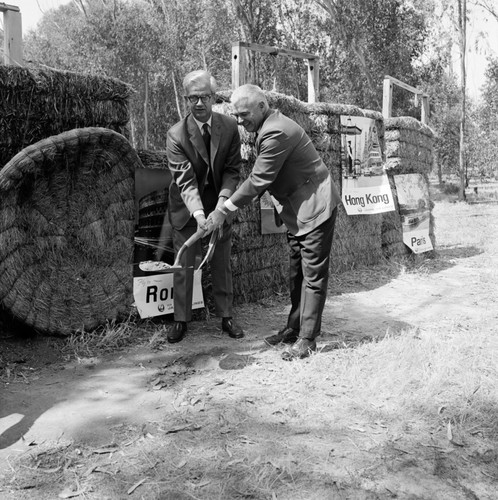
[343,192,392,210]
[340,115,395,216]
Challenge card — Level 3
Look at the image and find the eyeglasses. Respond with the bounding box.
[185,94,212,104]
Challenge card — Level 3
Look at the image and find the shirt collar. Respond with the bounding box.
[193,115,212,132]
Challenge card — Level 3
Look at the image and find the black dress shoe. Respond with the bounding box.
[167,321,187,343]
[282,338,317,360]
[222,317,245,339]
[265,327,299,346]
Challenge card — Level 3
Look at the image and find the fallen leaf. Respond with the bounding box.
[92,446,119,454]
[226,458,245,467]
[349,426,366,433]
[58,487,86,498]
[447,421,453,441]
[83,465,97,476]
[161,424,201,434]
[40,466,62,474]
[127,478,146,495]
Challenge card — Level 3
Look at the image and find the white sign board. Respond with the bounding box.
[394,173,434,254]
[133,270,204,319]
[340,115,395,216]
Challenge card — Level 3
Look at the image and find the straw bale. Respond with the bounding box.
[0,65,132,168]
[307,113,340,135]
[385,140,433,163]
[385,129,433,146]
[384,156,433,175]
[380,194,407,259]
[384,116,434,138]
[330,206,384,272]
[307,102,362,117]
[137,149,169,169]
[0,127,139,336]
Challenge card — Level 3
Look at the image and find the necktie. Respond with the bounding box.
[202,123,213,186]
[202,123,211,158]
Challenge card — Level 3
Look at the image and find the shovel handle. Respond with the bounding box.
[172,227,207,267]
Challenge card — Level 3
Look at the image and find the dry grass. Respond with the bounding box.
[2,199,498,499]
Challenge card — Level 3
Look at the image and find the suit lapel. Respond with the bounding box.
[210,112,221,166]
[187,114,209,166]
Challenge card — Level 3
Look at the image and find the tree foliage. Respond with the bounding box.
[314,0,427,110]
[467,57,498,180]
[22,0,498,185]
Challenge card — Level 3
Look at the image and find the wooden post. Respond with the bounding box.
[231,41,319,102]
[382,77,393,119]
[1,4,23,65]
[231,42,243,89]
[383,74,430,124]
[307,58,319,103]
[421,95,429,125]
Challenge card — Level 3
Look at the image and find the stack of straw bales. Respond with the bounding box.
[307,102,385,271]
[0,128,139,336]
[215,92,388,302]
[0,71,436,334]
[383,117,435,256]
[0,65,132,168]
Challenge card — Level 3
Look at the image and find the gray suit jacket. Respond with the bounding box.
[230,110,341,236]
[167,111,241,229]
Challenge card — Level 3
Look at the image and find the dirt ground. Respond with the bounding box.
[1,198,498,499]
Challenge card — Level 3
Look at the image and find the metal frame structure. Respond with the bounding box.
[231,41,320,103]
[382,74,429,124]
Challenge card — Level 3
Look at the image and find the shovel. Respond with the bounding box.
[152,226,218,274]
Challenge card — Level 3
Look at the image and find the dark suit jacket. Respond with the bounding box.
[167,111,241,229]
[230,110,341,236]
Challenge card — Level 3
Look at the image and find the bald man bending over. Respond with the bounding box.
[208,84,341,360]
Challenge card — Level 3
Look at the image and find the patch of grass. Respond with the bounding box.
[63,312,152,358]
[3,201,498,500]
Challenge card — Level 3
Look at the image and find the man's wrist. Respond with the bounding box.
[217,205,228,216]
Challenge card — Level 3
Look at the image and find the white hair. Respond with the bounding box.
[231,84,268,108]
[183,70,217,94]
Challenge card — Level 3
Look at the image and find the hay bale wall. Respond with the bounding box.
[383,117,436,255]
[0,65,132,169]
[307,102,386,272]
[0,75,435,333]
[215,93,390,303]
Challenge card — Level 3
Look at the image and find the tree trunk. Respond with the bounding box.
[458,0,467,201]
[143,71,149,150]
[172,71,183,120]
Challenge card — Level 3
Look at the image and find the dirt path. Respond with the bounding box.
[1,201,497,499]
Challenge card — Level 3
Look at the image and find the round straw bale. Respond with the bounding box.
[0,127,139,336]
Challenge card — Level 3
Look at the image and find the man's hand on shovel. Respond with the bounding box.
[194,212,214,235]
[207,199,237,236]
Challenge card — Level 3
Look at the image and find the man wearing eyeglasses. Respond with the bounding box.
[166,70,244,344]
